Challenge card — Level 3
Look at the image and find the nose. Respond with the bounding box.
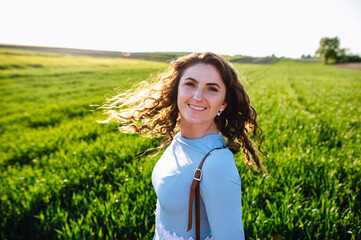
[193,87,203,101]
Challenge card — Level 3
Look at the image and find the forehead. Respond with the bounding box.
[181,63,223,84]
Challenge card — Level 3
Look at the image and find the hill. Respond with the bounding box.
[0,44,279,64]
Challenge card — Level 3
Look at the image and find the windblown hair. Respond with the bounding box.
[101,52,267,174]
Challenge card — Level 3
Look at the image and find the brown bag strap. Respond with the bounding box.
[187,147,223,240]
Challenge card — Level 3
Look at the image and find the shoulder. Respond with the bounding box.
[202,148,241,184]
[203,148,236,171]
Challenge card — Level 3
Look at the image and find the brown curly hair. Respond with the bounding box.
[100,52,267,174]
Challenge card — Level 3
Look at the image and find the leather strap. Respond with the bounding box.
[187,147,223,240]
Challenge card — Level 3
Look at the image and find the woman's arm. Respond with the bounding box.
[200,149,245,240]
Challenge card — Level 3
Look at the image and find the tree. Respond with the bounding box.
[315,37,341,64]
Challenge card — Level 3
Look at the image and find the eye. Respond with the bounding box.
[185,81,195,87]
[208,87,219,92]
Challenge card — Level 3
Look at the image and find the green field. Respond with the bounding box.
[0,48,360,240]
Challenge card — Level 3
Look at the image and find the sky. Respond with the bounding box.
[1,0,361,58]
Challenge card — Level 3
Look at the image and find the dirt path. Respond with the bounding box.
[334,63,361,71]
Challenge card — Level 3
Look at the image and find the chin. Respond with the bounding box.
[181,115,212,125]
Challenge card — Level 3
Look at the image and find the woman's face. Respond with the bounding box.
[177,63,227,128]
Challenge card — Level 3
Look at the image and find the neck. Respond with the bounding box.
[180,120,219,139]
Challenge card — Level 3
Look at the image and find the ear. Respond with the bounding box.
[221,102,227,111]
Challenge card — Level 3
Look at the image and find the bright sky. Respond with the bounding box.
[1,0,360,58]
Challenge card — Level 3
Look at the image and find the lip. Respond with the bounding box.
[188,104,207,112]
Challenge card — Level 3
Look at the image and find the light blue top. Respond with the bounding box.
[152,132,245,240]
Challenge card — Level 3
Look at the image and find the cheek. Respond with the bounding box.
[207,94,226,107]
[177,88,191,103]
[177,88,187,110]
[177,88,182,105]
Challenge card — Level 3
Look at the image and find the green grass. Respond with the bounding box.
[0,49,360,240]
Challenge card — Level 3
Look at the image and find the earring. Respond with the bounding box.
[217,110,223,116]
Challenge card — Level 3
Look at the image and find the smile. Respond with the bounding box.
[188,104,206,111]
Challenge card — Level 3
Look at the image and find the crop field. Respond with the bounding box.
[0,48,360,240]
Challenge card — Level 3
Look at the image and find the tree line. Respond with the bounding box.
[315,37,361,64]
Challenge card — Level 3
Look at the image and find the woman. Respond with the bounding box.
[102,52,267,240]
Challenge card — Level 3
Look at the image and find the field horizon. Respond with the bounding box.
[0,43,310,64]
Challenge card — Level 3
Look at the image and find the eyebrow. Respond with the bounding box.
[184,77,221,88]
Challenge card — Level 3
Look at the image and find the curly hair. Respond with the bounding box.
[100,52,267,174]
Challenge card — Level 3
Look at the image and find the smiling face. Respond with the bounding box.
[177,63,227,134]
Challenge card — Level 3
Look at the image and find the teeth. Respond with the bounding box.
[189,104,206,111]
